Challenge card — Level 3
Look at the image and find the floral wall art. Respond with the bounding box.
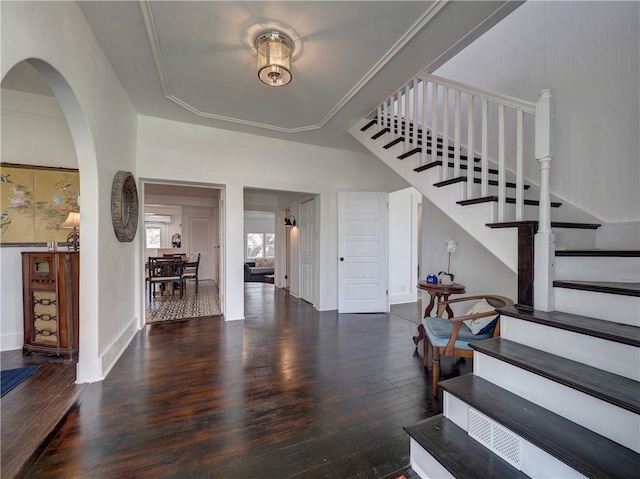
[0,163,79,245]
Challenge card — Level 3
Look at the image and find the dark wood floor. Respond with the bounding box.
[6,283,472,479]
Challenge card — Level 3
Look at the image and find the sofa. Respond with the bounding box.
[244,259,274,282]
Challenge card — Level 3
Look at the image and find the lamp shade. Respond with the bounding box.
[62,211,80,229]
[256,31,293,87]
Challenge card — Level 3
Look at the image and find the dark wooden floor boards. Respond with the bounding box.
[8,283,469,479]
[0,355,84,479]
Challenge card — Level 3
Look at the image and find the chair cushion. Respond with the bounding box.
[463,299,499,335]
[423,316,493,350]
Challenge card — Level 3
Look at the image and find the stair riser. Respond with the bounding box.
[553,229,598,250]
[500,316,640,380]
[444,393,587,479]
[555,256,640,283]
[473,352,640,452]
[409,439,456,479]
[554,288,640,326]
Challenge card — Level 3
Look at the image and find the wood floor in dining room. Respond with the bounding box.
[18,283,471,479]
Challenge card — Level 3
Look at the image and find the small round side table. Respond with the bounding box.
[416,281,466,318]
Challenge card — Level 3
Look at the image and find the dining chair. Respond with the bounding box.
[148,256,184,301]
[183,253,200,294]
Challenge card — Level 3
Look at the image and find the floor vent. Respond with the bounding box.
[468,408,521,469]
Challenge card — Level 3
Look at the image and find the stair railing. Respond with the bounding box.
[371,73,553,228]
[370,74,555,310]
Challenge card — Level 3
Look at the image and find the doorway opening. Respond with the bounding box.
[243,188,319,308]
[143,182,224,323]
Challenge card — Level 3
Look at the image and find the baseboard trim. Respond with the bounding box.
[0,331,23,352]
[100,315,140,378]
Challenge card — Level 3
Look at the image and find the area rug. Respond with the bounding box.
[146,280,221,323]
[1,365,41,397]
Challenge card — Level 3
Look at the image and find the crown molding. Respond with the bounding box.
[137,0,448,134]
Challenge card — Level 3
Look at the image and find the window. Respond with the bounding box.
[246,233,275,259]
[146,226,161,248]
[265,233,275,257]
[145,223,168,248]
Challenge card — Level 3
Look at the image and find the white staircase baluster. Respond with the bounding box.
[400,86,407,154]
[466,95,474,200]
[481,99,489,197]
[442,87,449,181]
[498,105,506,222]
[393,93,398,137]
[431,83,438,166]
[411,78,420,154]
[453,90,461,177]
[516,110,524,220]
[420,79,428,170]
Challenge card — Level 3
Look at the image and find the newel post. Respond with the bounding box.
[534,89,555,311]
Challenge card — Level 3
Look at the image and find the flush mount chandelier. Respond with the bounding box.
[255,31,294,87]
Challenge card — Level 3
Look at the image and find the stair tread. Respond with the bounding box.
[434,176,530,189]
[440,375,640,479]
[556,250,640,257]
[371,127,389,139]
[398,147,421,160]
[404,415,530,479]
[360,119,377,131]
[487,221,602,229]
[499,305,640,347]
[554,280,640,297]
[457,196,562,207]
[413,161,441,173]
[471,338,640,414]
[383,137,404,149]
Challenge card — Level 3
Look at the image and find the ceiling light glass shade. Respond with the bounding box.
[256,31,293,87]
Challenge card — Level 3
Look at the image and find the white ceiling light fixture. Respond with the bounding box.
[255,31,294,87]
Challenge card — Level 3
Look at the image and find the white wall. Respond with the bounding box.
[388,187,421,304]
[2,1,138,382]
[136,115,409,317]
[420,198,517,315]
[1,89,77,166]
[434,1,640,227]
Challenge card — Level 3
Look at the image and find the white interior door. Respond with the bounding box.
[338,192,388,313]
[189,217,212,280]
[300,198,315,304]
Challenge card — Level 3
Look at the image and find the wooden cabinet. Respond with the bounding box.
[21,251,79,359]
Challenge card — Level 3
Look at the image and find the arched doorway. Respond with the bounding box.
[1,59,100,381]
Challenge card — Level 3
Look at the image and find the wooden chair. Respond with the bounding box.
[148,256,184,302]
[413,294,514,395]
[183,253,200,294]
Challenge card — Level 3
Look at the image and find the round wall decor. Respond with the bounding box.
[111,170,139,242]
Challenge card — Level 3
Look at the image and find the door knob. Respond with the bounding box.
[339,257,344,261]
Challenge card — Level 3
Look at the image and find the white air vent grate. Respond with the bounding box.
[468,408,521,469]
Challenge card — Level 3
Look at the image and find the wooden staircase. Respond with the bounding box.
[349,75,604,273]
[356,116,587,228]
[350,75,639,477]
[406,250,640,478]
